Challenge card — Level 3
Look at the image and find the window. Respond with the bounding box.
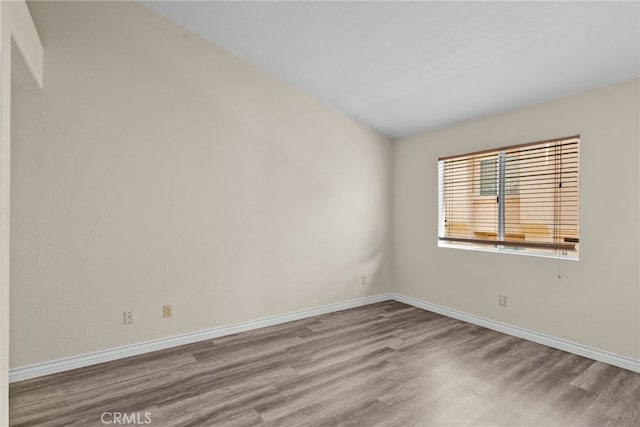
[438,135,579,259]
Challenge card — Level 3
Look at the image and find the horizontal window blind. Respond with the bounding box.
[438,135,579,255]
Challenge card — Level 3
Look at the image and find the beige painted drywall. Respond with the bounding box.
[393,78,640,358]
[1,0,43,422]
[9,1,392,368]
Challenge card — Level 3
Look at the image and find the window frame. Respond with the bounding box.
[437,135,580,260]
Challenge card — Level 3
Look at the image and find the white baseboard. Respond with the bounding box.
[10,291,640,382]
[390,293,640,374]
[9,293,392,383]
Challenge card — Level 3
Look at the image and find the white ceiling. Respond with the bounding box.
[141,1,640,139]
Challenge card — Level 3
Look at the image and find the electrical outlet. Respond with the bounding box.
[163,304,172,318]
[123,310,134,325]
[499,296,507,307]
[361,276,368,285]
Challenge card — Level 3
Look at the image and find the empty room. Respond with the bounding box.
[2,1,640,426]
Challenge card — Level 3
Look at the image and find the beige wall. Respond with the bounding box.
[9,1,392,367]
[1,0,43,421]
[394,78,640,358]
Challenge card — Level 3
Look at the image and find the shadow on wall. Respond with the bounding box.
[246,136,389,313]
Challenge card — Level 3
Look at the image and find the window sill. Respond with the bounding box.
[437,240,579,261]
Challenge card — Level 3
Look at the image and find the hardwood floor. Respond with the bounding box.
[9,301,640,426]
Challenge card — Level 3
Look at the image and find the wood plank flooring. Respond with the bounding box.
[9,301,640,426]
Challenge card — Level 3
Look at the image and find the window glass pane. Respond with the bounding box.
[479,159,497,196]
[505,155,519,195]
